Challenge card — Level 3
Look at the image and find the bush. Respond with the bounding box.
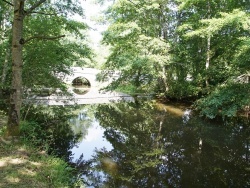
[166,81,202,100]
[20,121,48,148]
[195,83,250,119]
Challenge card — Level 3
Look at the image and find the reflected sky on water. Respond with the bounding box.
[71,119,113,160]
[69,102,250,188]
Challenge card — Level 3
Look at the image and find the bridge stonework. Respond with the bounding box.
[63,67,101,87]
[26,67,134,105]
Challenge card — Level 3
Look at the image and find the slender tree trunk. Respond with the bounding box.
[7,0,25,136]
[205,1,211,87]
[205,36,211,87]
[0,14,11,98]
[1,50,10,85]
[161,65,168,92]
[0,49,10,98]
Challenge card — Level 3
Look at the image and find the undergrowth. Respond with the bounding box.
[0,122,85,188]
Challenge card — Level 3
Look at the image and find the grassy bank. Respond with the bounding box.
[0,119,83,188]
[0,138,77,188]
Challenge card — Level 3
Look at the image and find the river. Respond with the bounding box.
[67,101,250,187]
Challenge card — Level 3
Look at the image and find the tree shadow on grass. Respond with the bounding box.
[0,141,57,188]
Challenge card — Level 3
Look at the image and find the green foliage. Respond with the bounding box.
[22,10,93,92]
[166,0,250,116]
[115,83,140,95]
[0,0,93,112]
[38,155,74,187]
[184,9,249,38]
[20,121,48,147]
[101,0,171,93]
[167,81,202,100]
[99,0,250,118]
[195,83,250,118]
[20,105,82,160]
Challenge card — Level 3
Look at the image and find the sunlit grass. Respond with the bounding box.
[0,136,76,188]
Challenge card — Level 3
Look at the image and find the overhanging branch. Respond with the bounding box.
[25,0,47,15]
[28,11,57,16]
[2,0,13,6]
[24,35,65,44]
[127,0,140,9]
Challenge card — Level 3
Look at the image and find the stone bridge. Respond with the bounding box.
[63,67,102,87]
[27,67,133,105]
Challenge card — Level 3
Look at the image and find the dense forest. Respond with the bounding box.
[100,0,250,119]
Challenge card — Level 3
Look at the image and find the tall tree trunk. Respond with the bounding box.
[161,65,168,92]
[0,13,10,98]
[205,36,211,87]
[0,48,10,98]
[7,0,25,136]
[205,1,211,87]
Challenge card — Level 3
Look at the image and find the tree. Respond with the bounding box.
[101,0,171,94]
[177,0,250,117]
[3,0,86,136]
[187,9,250,117]
[98,0,250,117]
[160,0,250,115]
[22,13,92,93]
[0,1,12,100]
[8,0,30,136]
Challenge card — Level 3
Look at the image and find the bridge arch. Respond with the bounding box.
[72,77,91,87]
[63,67,101,87]
[71,76,91,95]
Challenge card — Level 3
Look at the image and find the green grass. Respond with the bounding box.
[0,118,85,188]
[0,139,78,188]
[0,107,85,188]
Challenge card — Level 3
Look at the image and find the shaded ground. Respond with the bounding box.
[0,139,74,188]
[0,112,74,187]
[0,140,48,188]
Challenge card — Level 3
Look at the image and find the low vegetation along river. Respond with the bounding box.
[63,101,249,187]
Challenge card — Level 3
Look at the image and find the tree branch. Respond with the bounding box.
[27,11,57,16]
[127,0,137,6]
[25,0,47,15]
[126,0,141,9]
[24,35,65,44]
[2,0,13,6]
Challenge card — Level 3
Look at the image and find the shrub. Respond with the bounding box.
[195,83,250,119]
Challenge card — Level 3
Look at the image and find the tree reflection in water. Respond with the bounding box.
[72,102,249,187]
[22,105,83,161]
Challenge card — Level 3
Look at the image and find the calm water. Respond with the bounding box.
[69,102,250,187]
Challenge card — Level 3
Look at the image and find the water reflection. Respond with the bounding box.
[21,105,82,161]
[71,102,250,187]
[71,120,113,160]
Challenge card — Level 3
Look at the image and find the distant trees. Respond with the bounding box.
[100,0,250,118]
[1,0,92,136]
[102,0,171,94]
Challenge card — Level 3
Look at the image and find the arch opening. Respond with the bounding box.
[72,77,91,95]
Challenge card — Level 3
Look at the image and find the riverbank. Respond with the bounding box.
[0,121,82,188]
